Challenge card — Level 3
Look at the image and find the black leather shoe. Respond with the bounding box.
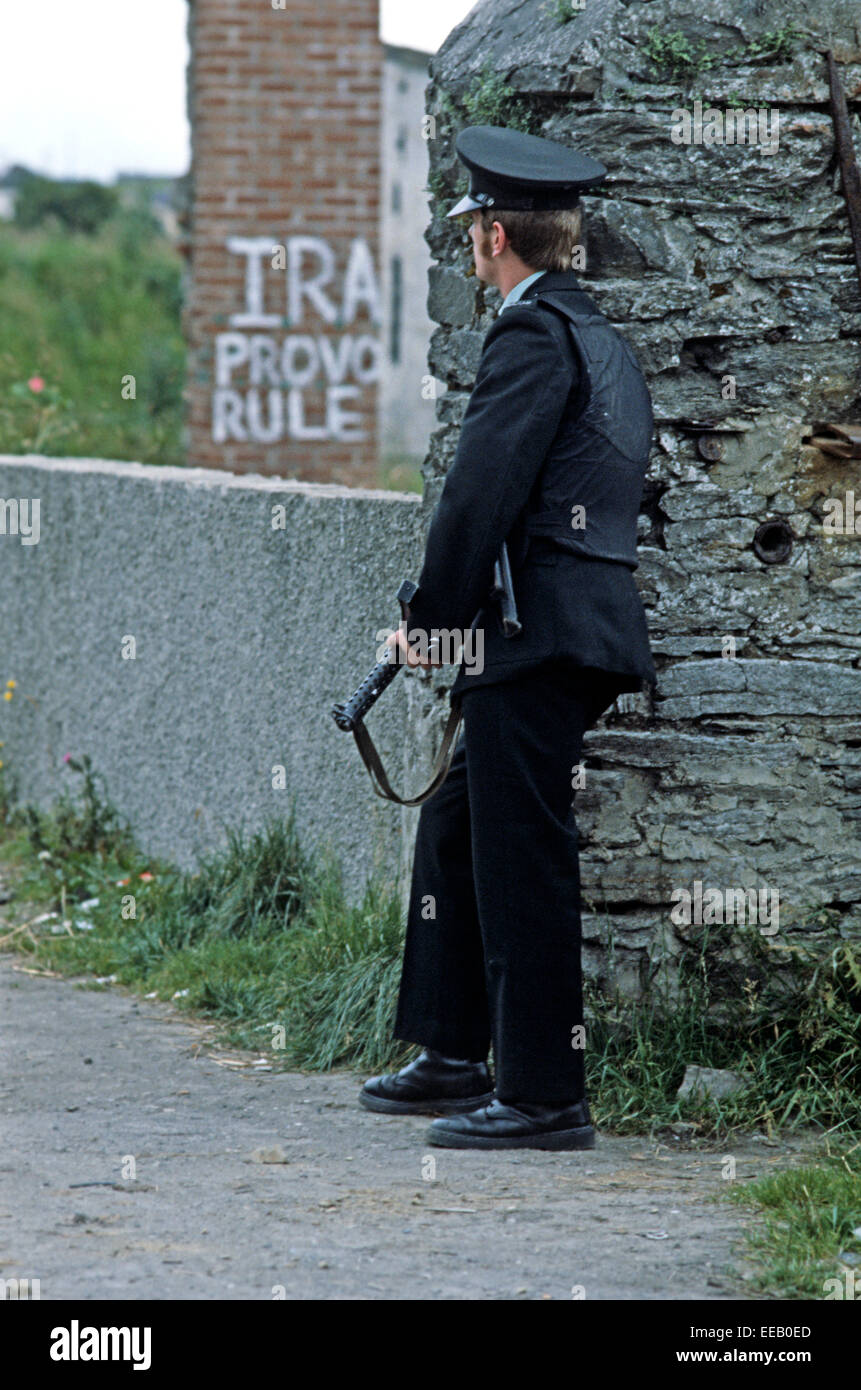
[427,1097,595,1150]
[359,1048,494,1115]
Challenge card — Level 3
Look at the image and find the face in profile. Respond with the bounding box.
[466,210,498,284]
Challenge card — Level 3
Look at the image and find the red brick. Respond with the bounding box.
[185,0,382,481]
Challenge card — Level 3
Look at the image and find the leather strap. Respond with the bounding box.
[350,697,463,806]
[533,293,591,418]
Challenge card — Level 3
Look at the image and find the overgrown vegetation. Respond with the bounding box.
[0,204,185,464]
[727,1148,861,1299]
[587,923,861,1139]
[379,450,423,495]
[643,25,806,83]
[458,65,541,135]
[13,173,120,236]
[0,758,412,1074]
[643,28,718,82]
[428,67,543,212]
[545,0,584,26]
[740,26,807,65]
[1,757,859,1140]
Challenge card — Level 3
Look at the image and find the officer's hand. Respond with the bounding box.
[386,628,441,669]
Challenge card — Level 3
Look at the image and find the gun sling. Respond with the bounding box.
[332,545,518,805]
[349,696,463,807]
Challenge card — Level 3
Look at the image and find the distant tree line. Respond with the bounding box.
[12,170,119,236]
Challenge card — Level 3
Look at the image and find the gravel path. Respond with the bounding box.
[0,955,814,1300]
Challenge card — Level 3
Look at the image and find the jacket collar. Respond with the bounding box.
[519,268,583,300]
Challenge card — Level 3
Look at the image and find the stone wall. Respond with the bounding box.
[419,0,861,991]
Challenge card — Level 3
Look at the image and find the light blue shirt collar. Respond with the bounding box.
[499,269,547,314]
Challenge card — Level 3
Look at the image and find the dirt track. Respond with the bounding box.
[0,954,816,1300]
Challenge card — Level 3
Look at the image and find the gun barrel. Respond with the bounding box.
[331,652,402,732]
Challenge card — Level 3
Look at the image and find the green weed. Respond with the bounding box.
[727,1147,861,1298]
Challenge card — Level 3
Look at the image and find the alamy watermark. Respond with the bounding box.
[375,622,485,674]
[50,1321,151,1370]
[671,101,779,154]
[822,491,861,535]
[670,880,779,936]
[0,498,40,545]
[1,1276,41,1299]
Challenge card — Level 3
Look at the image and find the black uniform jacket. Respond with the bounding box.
[405,269,656,697]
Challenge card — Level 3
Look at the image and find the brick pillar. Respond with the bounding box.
[185,0,382,484]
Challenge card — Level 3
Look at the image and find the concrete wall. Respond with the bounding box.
[0,455,428,896]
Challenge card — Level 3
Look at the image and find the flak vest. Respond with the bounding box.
[507,286,654,571]
[338,281,657,804]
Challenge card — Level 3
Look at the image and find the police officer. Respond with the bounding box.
[359,125,656,1149]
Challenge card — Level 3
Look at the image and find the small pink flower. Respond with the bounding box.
[28,376,45,393]
[139,871,154,882]
[63,752,72,763]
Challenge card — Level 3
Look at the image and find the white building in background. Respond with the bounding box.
[0,170,19,220]
[379,44,443,484]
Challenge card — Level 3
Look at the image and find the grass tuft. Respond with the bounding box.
[727,1147,861,1298]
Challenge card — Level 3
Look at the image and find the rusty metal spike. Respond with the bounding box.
[826,49,861,296]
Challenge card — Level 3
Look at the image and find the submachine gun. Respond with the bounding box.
[331,543,521,805]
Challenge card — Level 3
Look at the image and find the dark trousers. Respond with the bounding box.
[393,661,621,1105]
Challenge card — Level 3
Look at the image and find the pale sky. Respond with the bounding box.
[0,0,477,181]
